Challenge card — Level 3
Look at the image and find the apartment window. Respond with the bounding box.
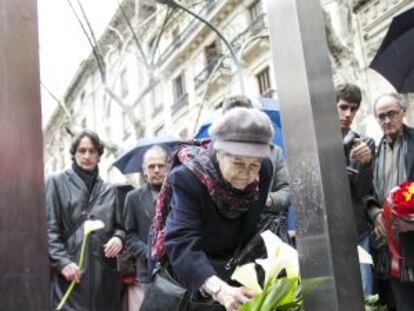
[172,72,188,113]
[256,67,271,96]
[249,0,263,21]
[173,73,185,100]
[205,41,220,64]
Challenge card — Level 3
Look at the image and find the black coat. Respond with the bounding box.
[372,125,414,281]
[164,159,272,294]
[346,131,376,238]
[46,168,125,311]
[124,184,157,282]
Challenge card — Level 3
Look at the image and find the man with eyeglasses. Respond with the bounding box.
[335,83,376,296]
[369,93,414,311]
[124,145,168,311]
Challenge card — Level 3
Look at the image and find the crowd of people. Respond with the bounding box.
[45,88,414,311]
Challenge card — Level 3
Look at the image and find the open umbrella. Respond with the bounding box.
[194,97,284,149]
[112,136,184,174]
[369,7,414,93]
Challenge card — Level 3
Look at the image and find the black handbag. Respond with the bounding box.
[140,265,226,311]
[116,250,136,282]
[139,267,189,311]
[140,231,267,311]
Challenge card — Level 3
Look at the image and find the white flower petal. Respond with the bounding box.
[258,230,300,280]
[84,219,105,235]
[260,230,282,259]
[358,246,373,265]
[256,258,282,281]
[231,263,262,293]
[285,261,300,278]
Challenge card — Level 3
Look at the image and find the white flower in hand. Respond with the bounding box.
[56,219,105,310]
[231,263,262,293]
[84,219,105,235]
[256,230,299,281]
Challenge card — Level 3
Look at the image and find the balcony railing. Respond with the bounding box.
[156,0,218,66]
[231,14,267,54]
[193,54,232,89]
[171,93,188,114]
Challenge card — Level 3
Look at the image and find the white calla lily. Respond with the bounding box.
[358,246,373,265]
[230,231,301,311]
[231,263,263,293]
[84,219,105,235]
[255,257,286,281]
[57,219,105,310]
[258,230,299,281]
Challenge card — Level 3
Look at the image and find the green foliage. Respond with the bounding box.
[364,295,388,311]
[238,279,387,311]
[238,277,300,311]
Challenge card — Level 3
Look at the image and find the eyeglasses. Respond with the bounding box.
[377,110,401,122]
[147,163,165,170]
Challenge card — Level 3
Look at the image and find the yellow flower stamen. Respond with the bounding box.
[403,190,413,201]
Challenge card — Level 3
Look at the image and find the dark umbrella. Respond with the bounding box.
[369,7,414,93]
[112,136,184,174]
[194,97,284,149]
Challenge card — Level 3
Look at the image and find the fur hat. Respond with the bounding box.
[209,107,273,157]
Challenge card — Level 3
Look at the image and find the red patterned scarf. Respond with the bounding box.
[151,144,259,260]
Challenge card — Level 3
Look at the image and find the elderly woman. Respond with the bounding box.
[153,108,274,311]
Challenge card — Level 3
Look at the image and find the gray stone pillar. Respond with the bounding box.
[264,0,365,310]
[0,0,49,310]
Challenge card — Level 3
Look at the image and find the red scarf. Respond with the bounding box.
[151,144,259,260]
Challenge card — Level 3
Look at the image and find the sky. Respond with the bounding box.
[37,0,118,127]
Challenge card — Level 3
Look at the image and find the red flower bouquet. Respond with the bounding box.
[382,181,414,278]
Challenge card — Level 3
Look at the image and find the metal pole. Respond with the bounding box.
[0,0,49,310]
[159,0,245,94]
[264,0,365,310]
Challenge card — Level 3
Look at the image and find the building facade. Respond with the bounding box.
[42,0,414,182]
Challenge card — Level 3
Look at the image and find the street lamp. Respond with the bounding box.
[155,0,245,94]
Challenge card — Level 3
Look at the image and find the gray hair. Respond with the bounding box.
[373,93,406,116]
[142,145,167,170]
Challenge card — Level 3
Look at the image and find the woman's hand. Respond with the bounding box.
[202,275,256,311]
[216,284,256,311]
[61,262,82,283]
[104,236,123,258]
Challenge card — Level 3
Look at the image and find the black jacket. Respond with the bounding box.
[164,159,272,293]
[46,168,125,311]
[346,131,376,238]
[371,125,414,281]
[124,184,157,282]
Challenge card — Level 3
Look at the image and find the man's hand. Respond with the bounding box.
[374,213,387,237]
[216,284,256,311]
[350,139,372,166]
[61,262,82,283]
[104,236,123,258]
[265,195,273,208]
[393,218,414,233]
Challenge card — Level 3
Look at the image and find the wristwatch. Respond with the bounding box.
[209,282,222,301]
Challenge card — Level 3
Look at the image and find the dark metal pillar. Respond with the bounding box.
[264,0,364,310]
[0,0,49,310]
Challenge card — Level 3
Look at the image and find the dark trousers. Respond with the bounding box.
[390,279,414,311]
